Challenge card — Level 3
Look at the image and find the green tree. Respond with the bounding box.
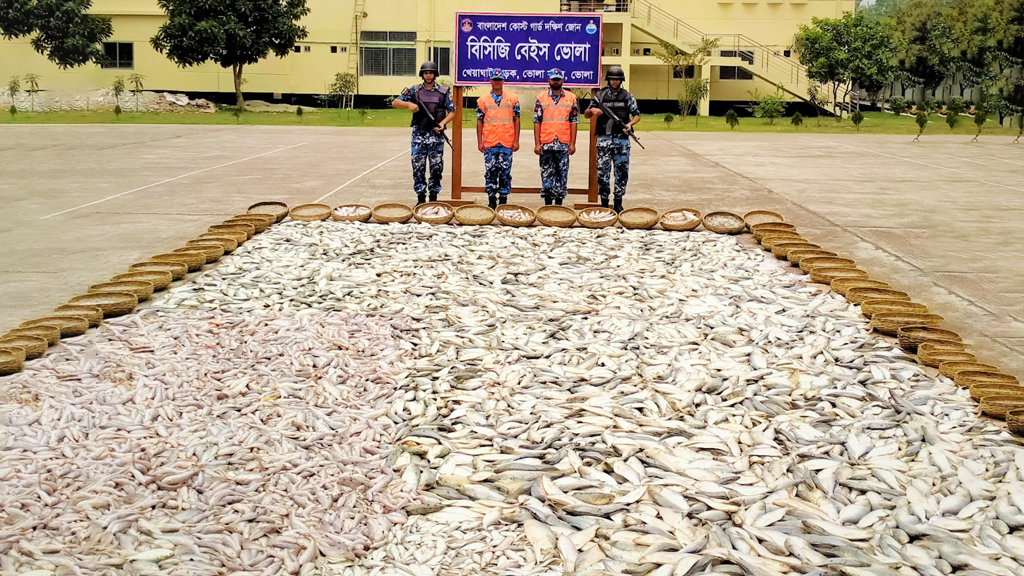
[0,0,112,67]
[328,72,357,109]
[111,75,125,107]
[6,75,18,114]
[655,37,720,125]
[972,109,987,141]
[946,110,960,129]
[914,110,929,140]
[663,113,674,128]
[725,108,739,129]
[850,110,865,130]
[296,105,303,120]
[808,82,830,126]
[748,89,787,124]
[151,0,310,108]
[23,72,40,112]
[889,95,910,115]
[128,73,145,111]
[791,112,804,127]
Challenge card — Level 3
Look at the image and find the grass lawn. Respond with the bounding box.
[1,108,1020,137]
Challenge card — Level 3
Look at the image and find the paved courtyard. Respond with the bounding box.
[2,124,1023,372]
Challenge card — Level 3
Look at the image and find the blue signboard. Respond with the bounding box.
[454,12,603,87]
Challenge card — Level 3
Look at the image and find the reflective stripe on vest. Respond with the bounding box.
[479,91,518,148]
[538,91,576,145]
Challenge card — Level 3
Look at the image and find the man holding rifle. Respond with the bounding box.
[584,66,641,213]
[393,61,456,205]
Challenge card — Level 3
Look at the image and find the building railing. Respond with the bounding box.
[560,0,632,13]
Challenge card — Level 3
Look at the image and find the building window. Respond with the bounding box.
[101,43,133,69]
[360,47,417,76]
[721,50,754,64]
[331,46,338,54]
[391,47,416,76]
[673,65,695,79]
[293,46,301,53]
[719,66,754,80]
[304,46,311,52]
[360,31,416,43]
[432,47,451,76]
[389,31,416,43]
[360,31,388,42]
[361,47,388,75]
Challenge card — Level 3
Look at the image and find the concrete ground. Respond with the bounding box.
[2,124,1023,373]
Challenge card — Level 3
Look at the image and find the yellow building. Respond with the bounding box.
[0,0,854,112]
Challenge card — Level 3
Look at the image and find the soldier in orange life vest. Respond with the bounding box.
[533,68,579,206]
[476,68,521,209]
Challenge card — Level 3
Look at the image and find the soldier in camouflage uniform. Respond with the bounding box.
[476,68,521,209]
[533,68,579,206]
[585,66,641,213]
[392,61,456,205]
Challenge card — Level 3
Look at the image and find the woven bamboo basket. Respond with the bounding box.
[618,207,660,230]
[787,249,834,265]
[536,206,577,227]
[21,316,89,338]
[920,349,977,368]
[870,313,944,336]
[89,280,155,302]
[209,223,255,239]
[809,267,869,284]
[53,305,103,327]
[175,244,224,263]
[224,217,269,234]
[846,287,911,305]
[414,202,455,224]
[980,395,1024,419]
[230,214,275,232]
[495,205,536,227]
[289,204,332,222]
[112,271,173,291]
[150,252,204,272]
[200,230,247,245]
[800,256,857,273]
[772,243,819,259]
[754,228,803,243]
[454,204,495,226]
[577,207,619,229]
[970,382,1024,401]
[0,335,47,359]
[702,212,746,234]
[761,235,808,250]
[897,326,962,352]
[1007,409,1024,435]
[0,347,25,376]
[751,222,796,236]
[373,203,414,224]
[956,370,1020,388]
[757,231,803,246]
[939,361,999,380]
[831,278,891,297]
[332,205,373,222]
[130,261,187,280]
[743,210,785,230]
[660,208,702,231]
[188,238,236,254]
[861,299,928,319]
[917,340,967,356]
[248,201,289,223]
[68,292,138,317]
[6,325,60,346]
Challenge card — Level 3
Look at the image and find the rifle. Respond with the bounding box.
[591,88,645,150]
[412,87,453,150]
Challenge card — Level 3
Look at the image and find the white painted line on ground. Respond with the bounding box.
[41,143,308,220]
[988,156,1024,167]
[947,155,984,165]
[314,150,410,204]
[980,180,1024,192]
[793,135,963,173]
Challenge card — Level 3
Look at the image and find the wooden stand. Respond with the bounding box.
[451,86,600,207]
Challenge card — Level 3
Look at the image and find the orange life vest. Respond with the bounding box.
[479,91,518,148]
[537,90,576,144]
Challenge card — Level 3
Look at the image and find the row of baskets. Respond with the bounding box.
[0,201,292,377]
[287,201,763,233]
[750,216,1024,435]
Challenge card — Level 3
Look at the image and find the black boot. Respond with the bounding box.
[428,192,438,203]
[488,196,498,209]
[614,199,623,213]
[416,194,426,206]
[543,195,553,206]
[601,197,610,208]
[498,196,508,205]
[554,197,563,206]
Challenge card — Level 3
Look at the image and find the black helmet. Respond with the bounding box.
[606,66,625,81]
[419,61,439,77]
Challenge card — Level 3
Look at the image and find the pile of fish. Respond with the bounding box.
[333,206,372,218]
[0,310,432,575]
[662,211,700,225]
[158,222,1024,576]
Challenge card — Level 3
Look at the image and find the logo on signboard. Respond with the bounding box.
[586,20,598,34]
[461,18,474,33]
